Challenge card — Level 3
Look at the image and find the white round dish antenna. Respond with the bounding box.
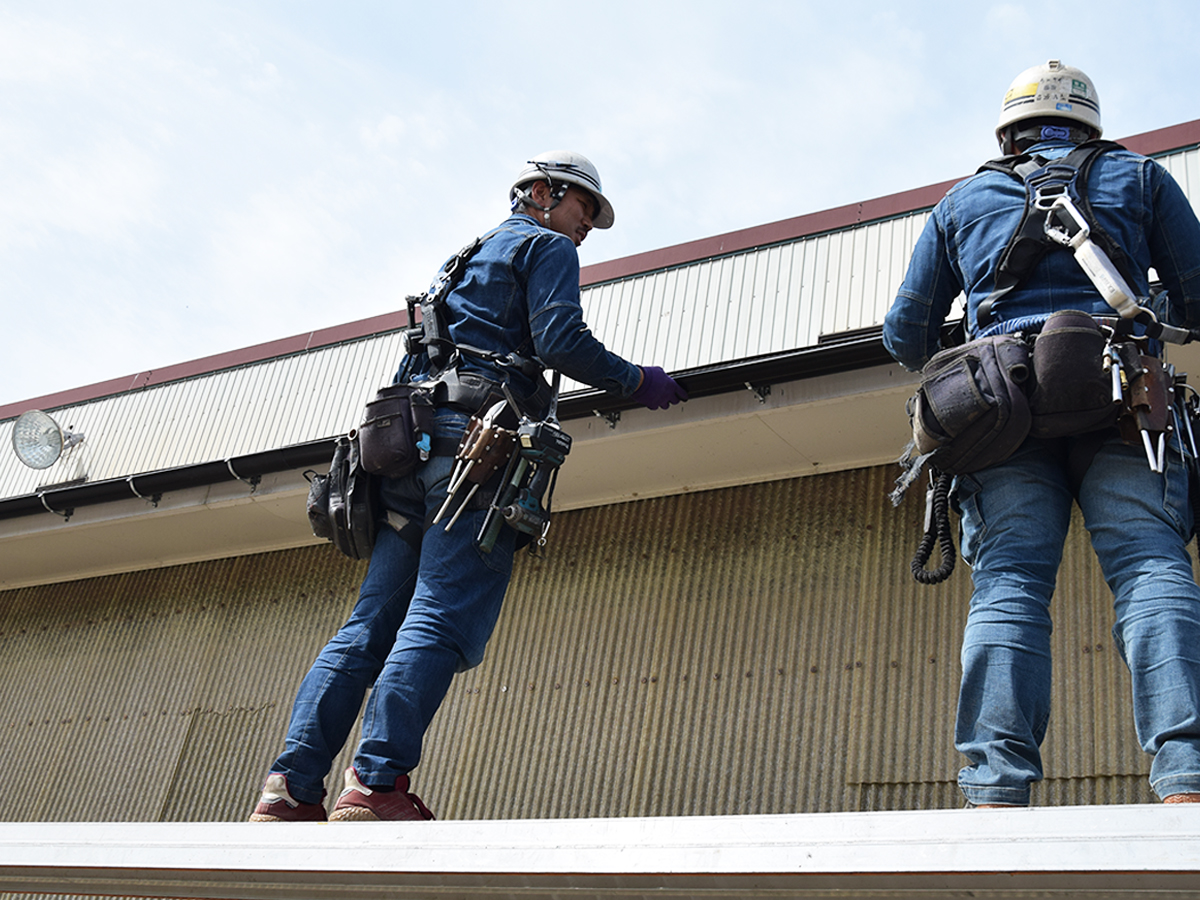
[12,409,83,470]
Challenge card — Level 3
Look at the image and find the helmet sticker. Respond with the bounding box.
[1005,81,1039,103]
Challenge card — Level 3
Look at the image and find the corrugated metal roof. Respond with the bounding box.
[567,212,930,392]
[0,333,405,501]
[2,144,1197,504]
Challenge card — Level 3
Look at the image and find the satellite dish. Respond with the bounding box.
[11,409,84,470]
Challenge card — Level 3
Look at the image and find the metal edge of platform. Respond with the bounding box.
[2,805,1199,899]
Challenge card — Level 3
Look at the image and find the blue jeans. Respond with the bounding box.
[270,411,517,803]
[954,432,1200,805]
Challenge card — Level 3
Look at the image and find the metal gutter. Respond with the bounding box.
[561,330,889,419]
[0,440,336,521]
[0,336,891,522]
[2,806,1199,898]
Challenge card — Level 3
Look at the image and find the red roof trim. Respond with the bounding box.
[5,118,1198,420]
[579,178,961,287]
[0,310,409,421]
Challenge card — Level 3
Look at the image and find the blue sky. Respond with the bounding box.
[3,0,1199,404]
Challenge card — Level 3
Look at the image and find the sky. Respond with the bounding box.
[3,0,1199,407]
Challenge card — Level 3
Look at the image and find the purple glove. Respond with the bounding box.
[630,366,688,410]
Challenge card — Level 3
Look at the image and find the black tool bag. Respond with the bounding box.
[357,383,434,479]
[306,434,378,560]
[892,334,1033,505]
[304,467,334,541]
[911,334,1033,474]
[1028,309,1120,438]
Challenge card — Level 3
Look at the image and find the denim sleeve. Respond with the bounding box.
[883,209,961,371]
[523,235,643,396]
[1147,163,1200,331]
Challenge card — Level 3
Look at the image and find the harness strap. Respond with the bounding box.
[420,236,488,374]
[975,140,1133,331]
[404,228,552,418]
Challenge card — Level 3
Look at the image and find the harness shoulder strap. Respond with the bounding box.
[403,226,553,415]
[420,236,487,374]
[974,140,1129,332]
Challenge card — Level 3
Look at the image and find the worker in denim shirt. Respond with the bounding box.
[884,61,1200,807]
[251,151,687,822]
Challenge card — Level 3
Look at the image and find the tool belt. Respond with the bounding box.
[356,370,516,480]
[901,310,1195,585]
[895,310,1183,505]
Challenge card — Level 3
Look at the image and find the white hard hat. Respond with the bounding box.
[996,59,1102,141]
[510,150,614,229]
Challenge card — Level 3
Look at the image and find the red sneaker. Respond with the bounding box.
[249,773,327,822]
[329,767,435,822]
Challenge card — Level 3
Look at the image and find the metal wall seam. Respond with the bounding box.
[746,245,773,361]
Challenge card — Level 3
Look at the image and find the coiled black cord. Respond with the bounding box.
[911,471,956,584]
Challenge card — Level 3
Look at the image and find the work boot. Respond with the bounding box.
[249,773,327,822]
[328,767,435,822]
[1164,793,1200,803]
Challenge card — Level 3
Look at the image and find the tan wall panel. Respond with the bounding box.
[0,464,1176,824]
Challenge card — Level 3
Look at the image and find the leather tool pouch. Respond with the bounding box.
[1029,310,1120,438]
[358,383,431,479]
[1118,354,1171,441]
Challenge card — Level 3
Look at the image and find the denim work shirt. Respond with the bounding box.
[883,141,1200,372]
[402,212,641,402]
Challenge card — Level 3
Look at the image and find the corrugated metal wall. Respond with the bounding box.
[0,464,1160,829]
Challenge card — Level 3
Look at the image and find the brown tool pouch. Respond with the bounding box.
[357,383,434,479]
[1118,355,1171,441]
[454,415,517,487]
[1028,310,1121,438]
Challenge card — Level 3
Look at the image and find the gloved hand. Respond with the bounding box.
[630,366,688,410]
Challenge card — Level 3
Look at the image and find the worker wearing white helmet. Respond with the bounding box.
[252,151,685,824]
[884,61,1200,809]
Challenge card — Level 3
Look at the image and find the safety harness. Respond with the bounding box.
[399,234,551,416]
